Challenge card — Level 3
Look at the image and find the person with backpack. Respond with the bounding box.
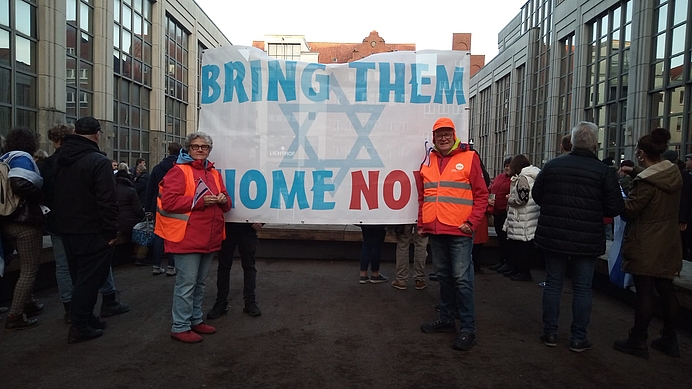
[0,127,46,331]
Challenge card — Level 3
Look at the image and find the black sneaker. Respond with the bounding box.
[4,313,38,332]
[489,262,504,271]
[453,331,477,351]
[570,339,594,353]
[511,272,533,282]
[540,333,557,347]
[243,303,262,317]
[68,326,103,344]
[420,318,456,334]
[359,276,369,284]
[369,274,388,284]
[496,264,513,273]
[88,315,108,330]
[100,301,130,317]
[207,302,229,320]
[429,273,438,281]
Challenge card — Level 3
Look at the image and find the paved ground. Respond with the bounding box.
[0,259,691,388]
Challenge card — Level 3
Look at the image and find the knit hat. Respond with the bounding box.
[432,117,456,132]
[662,149,678,162]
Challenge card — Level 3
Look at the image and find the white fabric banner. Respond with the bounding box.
[199,46,470,224]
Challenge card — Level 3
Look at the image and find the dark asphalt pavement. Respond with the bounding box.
[1,258,691,388]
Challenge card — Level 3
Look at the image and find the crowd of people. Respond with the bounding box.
[0,116,686,357]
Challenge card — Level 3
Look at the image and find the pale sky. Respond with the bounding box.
[194,0,528,60]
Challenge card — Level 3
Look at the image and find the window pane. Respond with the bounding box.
[651,91,665,117]
[134,0,142,13]
[80,62,93,90]
[130,106,140,130]
[134,14,141,35]
[114,0,120,23]
[122,29,131,54]
[0,0,9,27]
[16,1,34,36]
[0,67,10,103]
[16,36,35,73]
[670,116,682,144]
[66,25,77,55]
[80,32,92,61]
[80,2,91,33]
[673,0,687,25]
[653,62,664,88]
[670,54,684,83]
[123,6,132,30]
[66,57,76,86]
[16,72,36,107]
[656,4,668,33]
[113,25,120,48]
[113,49,120,74]
[16,109,36,130]
[0,29,9,67]
[671,25,685,55]
[670,86,684,115]
[655,34,666,60]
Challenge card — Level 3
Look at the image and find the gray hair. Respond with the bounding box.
[118,162,129,171]
[571,121,599,151]
[184,132,213,150]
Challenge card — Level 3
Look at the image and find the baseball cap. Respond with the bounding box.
[74,116,102,135]
[432,117,456,132]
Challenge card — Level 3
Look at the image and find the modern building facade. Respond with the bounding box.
[1,0,231,166]
[469,0,692,176]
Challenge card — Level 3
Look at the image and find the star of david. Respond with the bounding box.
[278,76,384,190]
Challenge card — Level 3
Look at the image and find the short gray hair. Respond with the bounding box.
[184,131,213,150]
[571,121,599,151]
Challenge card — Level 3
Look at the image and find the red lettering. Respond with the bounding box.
[383,170,410,210]
[349,170,380,210]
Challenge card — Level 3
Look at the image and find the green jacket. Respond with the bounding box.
[622,160,682,279]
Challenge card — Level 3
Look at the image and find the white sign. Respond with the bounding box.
[199,46,469,224]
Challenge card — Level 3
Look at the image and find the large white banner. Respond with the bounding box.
[199,46,469,224]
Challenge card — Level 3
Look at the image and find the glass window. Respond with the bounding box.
[114,0,120,23]
[656,4,668,33]
[0,29,9,67]
[0,67,10,103]
[15,35,34,72]
[671,25,685,55]
[655,34,666,60]
[15,0,34,36]
[79,2,91,33]
[673,0,687,25]
[123,6,132,30]
[0,0,9,27]
[15,72,35,107]
[669,87,684,115]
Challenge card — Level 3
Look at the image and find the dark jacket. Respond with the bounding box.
[1,151,45,227]
[39,149,60,231]
[678,170,692,223]
[134,171,149,206]
[622,161,682,279]
[116,174,145,237]
[52,135,118,239]
[144,155,177,213]
[532,148,624,256]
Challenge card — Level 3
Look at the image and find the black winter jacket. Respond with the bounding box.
[532,148,624,256]
[52,135,119,239]
[116,175,145,237]
[134,171,149,206]
[144,155,177,213]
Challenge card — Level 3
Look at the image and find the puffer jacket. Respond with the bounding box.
[622,160,682,279]
[159,158,231,254]
[532,148,624,256]
[503,165,540,241]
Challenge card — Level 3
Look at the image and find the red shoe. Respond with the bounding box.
[191,322,217,334]
[170,330,203,343]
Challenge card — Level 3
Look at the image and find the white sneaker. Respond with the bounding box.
[166,267,176,277]
[152,266,165,276]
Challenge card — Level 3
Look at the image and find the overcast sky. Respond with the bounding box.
[194,0,528,60]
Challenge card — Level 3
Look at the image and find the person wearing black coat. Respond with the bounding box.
[115,169,145,242]
[143,142,181,273]
[532,121,624,352]
[133,167,149,206]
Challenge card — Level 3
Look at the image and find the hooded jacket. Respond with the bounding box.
[532,148,624,256]
[52,134,118,238]
[622,160,683,279]
[503,165,541,242]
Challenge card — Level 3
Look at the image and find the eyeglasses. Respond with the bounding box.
[435,133,454,140]
[189,144,210,151]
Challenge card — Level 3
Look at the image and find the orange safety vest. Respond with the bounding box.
[155,164,224,243]
[420,151,475,227]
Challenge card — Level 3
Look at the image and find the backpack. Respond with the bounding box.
[0,159,22,216]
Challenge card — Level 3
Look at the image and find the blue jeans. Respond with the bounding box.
[171,252,214,333]
[152,234,175,268]
[542,252,597,342]
[429,234,475,333]
[52,234,116,303]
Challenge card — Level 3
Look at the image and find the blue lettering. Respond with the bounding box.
[250,60,262,102]
[349,62,376,102]
[378,63,405,103]
[271,170,309,209]
[311,170,335,210]
[301,64,330,102]
[239,170,267,209]
[434,65,466,105]
[409,63,431,104]
[224,169,236,209]
[201,65,221,104]
[267,61,297,101]
[223,61,249,103]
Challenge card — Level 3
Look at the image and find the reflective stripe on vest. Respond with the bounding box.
[154,164,223,243]
[420,151,475,227]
